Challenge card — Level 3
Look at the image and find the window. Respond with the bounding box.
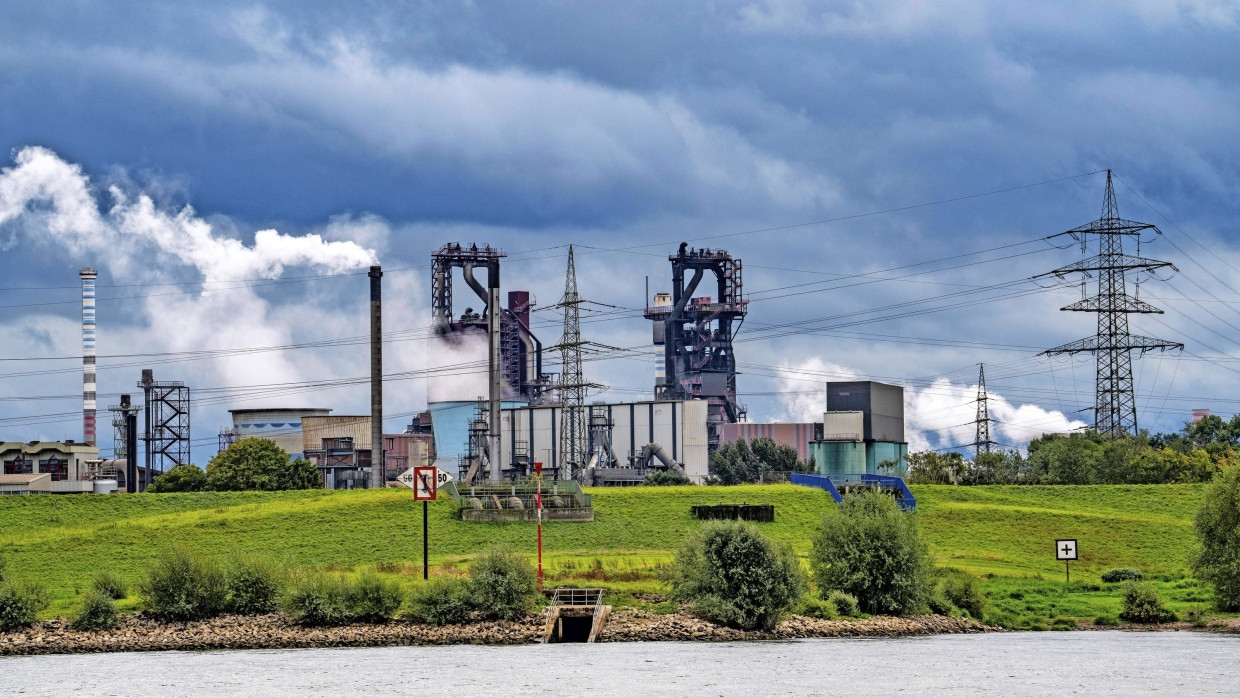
[41,458,69,481]
[4,458,32,475]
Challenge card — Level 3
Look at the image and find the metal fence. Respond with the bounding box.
[443,481,592,511]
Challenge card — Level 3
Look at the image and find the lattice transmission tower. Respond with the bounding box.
[557,246,587,480]
[1036,171,1183,438]
[971,363,998,458]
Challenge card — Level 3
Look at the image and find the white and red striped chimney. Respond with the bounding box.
[80,267,97,446]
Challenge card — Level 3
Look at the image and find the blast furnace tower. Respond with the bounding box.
[645,243,747,446]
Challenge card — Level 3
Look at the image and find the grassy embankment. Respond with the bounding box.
[0,484,1216,628]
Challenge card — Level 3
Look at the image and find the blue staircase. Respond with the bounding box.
[790,472,916,511]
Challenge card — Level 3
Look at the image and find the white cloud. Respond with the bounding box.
[0,146,391,444]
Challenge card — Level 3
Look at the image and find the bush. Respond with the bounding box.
[1119,581,1175,623]
[227,556,283,615]
[405,576,474,625]
[1193,466,1240,611]
[643,470,692,486]
[926,586,953,615]
[71,590,119,631]
[797,596,839,620]
[1184,604,1212,628]
[1101,568,1144,583]
[468,548,540,621]
[140,546,228,622]
[667,520,806,631]
[0,580,48,631]
[1050,617,1077,631]
[281,571,350,627]
[938,569,987,618]
[146,464,207,493]
[346,572,403,623]
[826,590,860,617]
[91,570,127,600]
[810,491,932,616]
[1093,614,1120,627]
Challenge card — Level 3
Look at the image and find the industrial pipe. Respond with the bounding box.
[461,263,490,314]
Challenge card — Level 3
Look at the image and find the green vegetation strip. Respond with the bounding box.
[0,483,1212,625]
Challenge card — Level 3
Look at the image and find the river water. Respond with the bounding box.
[4,632,1239,696]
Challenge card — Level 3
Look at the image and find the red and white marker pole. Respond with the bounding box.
[535,461,544,590]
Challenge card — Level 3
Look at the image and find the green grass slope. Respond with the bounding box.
[0,483,1210,623]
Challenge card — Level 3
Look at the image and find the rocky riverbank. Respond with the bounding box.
[0,610,989,656]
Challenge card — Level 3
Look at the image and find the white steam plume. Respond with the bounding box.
[0,146,378,406]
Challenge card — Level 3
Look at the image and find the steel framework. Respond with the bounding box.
[558,246,587,480]
[1037,171,1183,437]
[107,394,141,460]
[139,369,191,480]
[971,364,997,458]
[645,243,747,447]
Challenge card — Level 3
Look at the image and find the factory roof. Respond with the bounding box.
[229,407,333,414]
[0,473,52,485]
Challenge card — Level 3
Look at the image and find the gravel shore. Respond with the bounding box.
[0,611,988,656]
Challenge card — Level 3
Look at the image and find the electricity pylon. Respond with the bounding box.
[1036,171,1183,438]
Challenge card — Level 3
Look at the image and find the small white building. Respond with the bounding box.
[0,441,100,493]
[0,472,52,495]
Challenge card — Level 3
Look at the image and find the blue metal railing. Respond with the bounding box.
[790,472,916,511]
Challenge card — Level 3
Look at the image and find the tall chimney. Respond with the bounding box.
[80,267,98,446]
[369,266,384,488]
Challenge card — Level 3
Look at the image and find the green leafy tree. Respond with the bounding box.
[666,520,806,631]
[146,464,207,493]
[707,437,812,484]
[205,438,321,491]
[468,548,539,621]
[811,490,932,616]
[1193,466,1240,611]
[906,451,965,484]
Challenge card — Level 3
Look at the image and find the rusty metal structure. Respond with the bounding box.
[645,243,747,447]
[1037,171,1183,437]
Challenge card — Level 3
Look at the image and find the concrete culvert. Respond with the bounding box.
[506,496,525,509]
[546,496,564,508]
[468,497,483,509]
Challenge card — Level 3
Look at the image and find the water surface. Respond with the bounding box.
[4,632,1238,696]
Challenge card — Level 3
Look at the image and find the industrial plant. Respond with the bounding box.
[2,173,1192,495]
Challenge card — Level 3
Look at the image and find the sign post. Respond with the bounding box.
[1056,539,1078,583]
[534,462,544,590]
[406,466,439,580]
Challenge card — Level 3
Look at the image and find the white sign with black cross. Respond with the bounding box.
[1056,539,1078,561]
[1056,539,1078,583]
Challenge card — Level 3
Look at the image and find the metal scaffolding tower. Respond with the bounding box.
[1036,171,1184,438]
[971,364,997,458]
[139,368,190,485]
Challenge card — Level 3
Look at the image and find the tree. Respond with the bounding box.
[146,464,207,493]
[811,490,932,616]
[906,451,965,484]
[1193,466,1240,611]
[706,437,812,484]
[666,520,806,631]
[643,469,692,486]
[205,438,322,491]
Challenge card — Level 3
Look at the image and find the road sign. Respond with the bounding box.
[398,467,453,491]
[413,466,437,501]
[433,467,454,489]
[1056,539,1078,561]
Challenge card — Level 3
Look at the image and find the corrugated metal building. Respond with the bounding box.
[499,400,710,482]
[230,408,332,459]
[718,422,818,462]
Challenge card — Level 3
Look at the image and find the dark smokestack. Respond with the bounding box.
[369,265,384,488]
[122,394,138,493]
